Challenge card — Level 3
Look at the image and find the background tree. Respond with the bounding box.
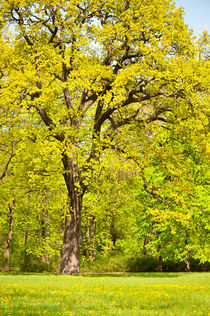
[135,88,209,271]
[81,153,139,260]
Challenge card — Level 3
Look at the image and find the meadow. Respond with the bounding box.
[0,272,209,315]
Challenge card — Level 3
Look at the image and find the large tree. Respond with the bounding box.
[0,0,208,274]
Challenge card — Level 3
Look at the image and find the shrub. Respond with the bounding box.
[81,254,130,273]
[19,253,57,273]
[126,256,158,272]
[81,255,210,273]
[162,258,210,272]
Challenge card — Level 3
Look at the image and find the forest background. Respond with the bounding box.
[0,0,209,274]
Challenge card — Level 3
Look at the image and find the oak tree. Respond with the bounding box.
[0,0,208,274]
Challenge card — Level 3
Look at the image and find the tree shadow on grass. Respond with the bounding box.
[81,272,181,278]
[0,271,181,278]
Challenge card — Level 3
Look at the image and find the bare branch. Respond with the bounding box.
[13,8,33,46]
[49,27,58,43]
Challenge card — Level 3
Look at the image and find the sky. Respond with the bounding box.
[174,0,210,36]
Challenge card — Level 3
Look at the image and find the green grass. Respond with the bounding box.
[0,273,209,315]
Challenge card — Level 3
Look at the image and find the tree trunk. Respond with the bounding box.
[59,196,82,274]
[86,217,90,256]
[86,215,96,261]
[91,216,96,259]
[59,155,83,274]
[142,237,149,256]
[185,250,190,272]
[110,220,117,248]
[23,231,29,271]
[85,215,96,261]
[4,201,15,272]
[40,204,50,265]
[185,237,191,272]
[157,244,163,272]
[158,255,163,272]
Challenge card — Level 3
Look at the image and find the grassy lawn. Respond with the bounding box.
[0,272,209,315]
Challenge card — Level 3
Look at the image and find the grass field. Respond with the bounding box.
[0,272,209,315]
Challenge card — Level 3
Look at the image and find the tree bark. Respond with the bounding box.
[4,201,15,272]
[91,216,96,259]
[86,217,90,256]
[110,220,117,248]
[142,237,149,256]
[59,155,83,274]
[40,202,50,265]
[23,231,29,271]
[157,244,163,272]
[185,236,191,272]
[158,254,163,272]
[85,215,96,261]
[104,214,110,256]
[59,196,82,274]
[185,250,190,272]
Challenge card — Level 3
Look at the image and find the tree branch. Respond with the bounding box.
[0,153,15,180]
[12,8,33,46]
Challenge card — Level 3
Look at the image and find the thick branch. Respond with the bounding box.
[49,27,58,43]
[12,8,33,46]
[0,153,15,180]
[34,105,65,142]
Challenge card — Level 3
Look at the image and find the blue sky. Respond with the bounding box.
[174,0,210,35]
